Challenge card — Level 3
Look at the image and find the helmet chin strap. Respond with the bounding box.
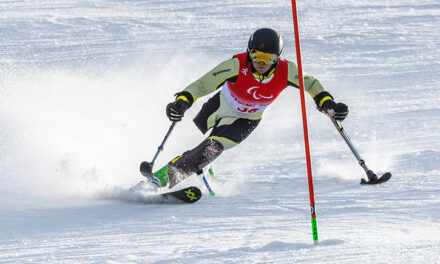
[250,62,277,82]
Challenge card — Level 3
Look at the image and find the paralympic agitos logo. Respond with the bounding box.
[247,86,273,100]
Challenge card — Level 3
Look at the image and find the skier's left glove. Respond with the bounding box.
[322,100,349,121]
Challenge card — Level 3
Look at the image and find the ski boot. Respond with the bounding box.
[139,161,168,190]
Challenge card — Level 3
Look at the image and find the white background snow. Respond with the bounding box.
[1,0,439,263]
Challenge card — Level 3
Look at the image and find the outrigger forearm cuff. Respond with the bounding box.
[314,91,334,111]
[175,91,195,107]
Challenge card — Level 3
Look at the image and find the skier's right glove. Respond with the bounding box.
[166,97,190,122]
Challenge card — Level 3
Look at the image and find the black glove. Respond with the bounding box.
[166,99,189,122]
[322,100,349,121]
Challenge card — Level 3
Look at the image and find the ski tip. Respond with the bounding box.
[360,172,392,185]
[381,172,392,180]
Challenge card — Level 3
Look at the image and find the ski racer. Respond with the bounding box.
[147,28,349,189]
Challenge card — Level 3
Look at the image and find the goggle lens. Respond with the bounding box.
[249,50,278,65]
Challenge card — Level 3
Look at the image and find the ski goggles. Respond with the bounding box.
[249,49,278,65]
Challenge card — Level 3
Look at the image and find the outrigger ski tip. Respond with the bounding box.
[360,172,392,185]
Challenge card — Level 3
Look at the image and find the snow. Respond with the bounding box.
[1,0,439,263]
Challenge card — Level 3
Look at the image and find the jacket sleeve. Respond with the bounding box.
[286,60,333,109]
[181,58,240,103]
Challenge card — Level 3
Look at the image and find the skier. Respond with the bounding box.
[146,28,348,189]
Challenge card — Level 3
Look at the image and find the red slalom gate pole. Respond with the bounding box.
[290,0,319,245]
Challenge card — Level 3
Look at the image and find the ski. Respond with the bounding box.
[360,172,392,185]
[131,181,202,203]
[162,186,202,203]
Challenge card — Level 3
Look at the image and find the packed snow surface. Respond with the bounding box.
[1,0,439,263]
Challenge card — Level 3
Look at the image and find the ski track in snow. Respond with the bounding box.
[1,0,439,263]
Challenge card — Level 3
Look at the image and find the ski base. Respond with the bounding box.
[360,172,392,185]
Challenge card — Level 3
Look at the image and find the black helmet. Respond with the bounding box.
[247,28,283,56]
